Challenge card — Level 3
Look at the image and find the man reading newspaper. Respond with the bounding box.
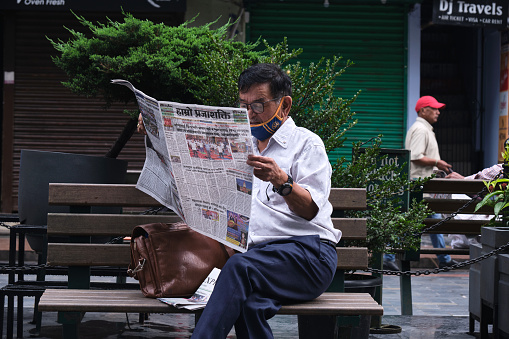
[138,63,341,338]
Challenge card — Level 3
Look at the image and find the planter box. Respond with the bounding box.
[498,254,509,337]
[469,242,482,322]
[479,226,509,336]
[480,227,509,307]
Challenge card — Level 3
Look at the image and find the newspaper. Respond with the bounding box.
[112,80,253,253]
[158,267,221,310]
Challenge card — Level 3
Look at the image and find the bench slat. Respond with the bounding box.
[422,178,486,194]
[332,218,366,239]
[424,198,493,214]
[329,188,366,210]
[47,213,366,240]
[47,244,129,267]
[422,218,488,235]
[48,184,161,207]
[337,247,368,270]
[47,244,368,270]
[48,184,367,211]
[47,213,182,236]
[38,289,382,316]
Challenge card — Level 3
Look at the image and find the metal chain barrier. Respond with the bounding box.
[414,182,489,237]
[365,240,509,276]
[368,169,507,276]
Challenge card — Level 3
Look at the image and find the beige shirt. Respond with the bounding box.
[405,117,440,179]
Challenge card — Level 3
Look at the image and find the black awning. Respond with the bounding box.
[0,0,186,12]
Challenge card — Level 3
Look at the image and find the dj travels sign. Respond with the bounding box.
[433,0,508,28]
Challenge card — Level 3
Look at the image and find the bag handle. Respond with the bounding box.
[127,258,146,277]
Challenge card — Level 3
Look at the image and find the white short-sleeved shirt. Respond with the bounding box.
[405,117,440,179]
[248,117,341,247]
[466,164,503,180]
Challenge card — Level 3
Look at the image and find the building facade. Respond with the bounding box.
[0,0,505,212]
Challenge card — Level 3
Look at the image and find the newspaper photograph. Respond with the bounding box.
[112,79,253,252]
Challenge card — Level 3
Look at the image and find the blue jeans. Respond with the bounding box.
[384,212,451,264]
[384,234,451,263]
[191,235,337,339]
[384,253,395,261]
[429,233,451,264]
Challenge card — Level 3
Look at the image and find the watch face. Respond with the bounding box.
[280,184,292,196]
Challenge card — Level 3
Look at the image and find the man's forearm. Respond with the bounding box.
[284,183,319,221]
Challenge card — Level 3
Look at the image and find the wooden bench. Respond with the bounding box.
[414,178,491,259]
[37,183,382,338]
[397,178,491,315]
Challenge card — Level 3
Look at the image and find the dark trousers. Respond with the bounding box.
[191,235,337,339]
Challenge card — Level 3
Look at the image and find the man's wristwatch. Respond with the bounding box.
[272,174,293,196]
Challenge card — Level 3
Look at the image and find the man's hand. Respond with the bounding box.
[137,113,147,135]
[436,159,453,173]
[246,154,287,187]
[413,157,452,173]
[445,171,465,179]
[246,154,318,220]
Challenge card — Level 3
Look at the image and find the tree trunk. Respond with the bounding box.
[105,117,138,159]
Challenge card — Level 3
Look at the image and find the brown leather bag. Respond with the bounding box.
[127,222,235,298]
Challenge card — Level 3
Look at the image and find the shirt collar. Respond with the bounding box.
[271,116,295,148]
[416,116,434,131]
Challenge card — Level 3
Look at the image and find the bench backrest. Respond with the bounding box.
[421,178,490,235]
[46,184,368,272]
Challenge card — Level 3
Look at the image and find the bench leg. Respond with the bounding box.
[297,315,338,339]
[469,313,475,334]
[7,294,14,339]
[58,311,84,339]
[480,302,492,339]
[17,294,24,338]
[0,291,5,339]
[34,294,43,334]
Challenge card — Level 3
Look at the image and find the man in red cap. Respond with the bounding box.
[407,95,452,177]
[384,95,456,271]
[406,95,456,268]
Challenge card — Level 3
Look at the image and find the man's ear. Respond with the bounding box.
[281,96,292,117]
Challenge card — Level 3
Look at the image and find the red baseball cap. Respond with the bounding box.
[415,96,446,112]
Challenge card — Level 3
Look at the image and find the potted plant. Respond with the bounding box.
[475,139,509,224]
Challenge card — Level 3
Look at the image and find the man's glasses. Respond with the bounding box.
[239,97,281,114]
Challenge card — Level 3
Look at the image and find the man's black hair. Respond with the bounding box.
[238,63,292,98]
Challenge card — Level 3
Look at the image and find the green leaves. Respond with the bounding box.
[48,11,264,107]
[332,138,431,257]
[475,178,509,223]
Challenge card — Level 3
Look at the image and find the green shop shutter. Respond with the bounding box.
[245,1,409,161]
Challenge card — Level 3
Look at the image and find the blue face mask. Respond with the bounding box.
[250,100,284,141]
